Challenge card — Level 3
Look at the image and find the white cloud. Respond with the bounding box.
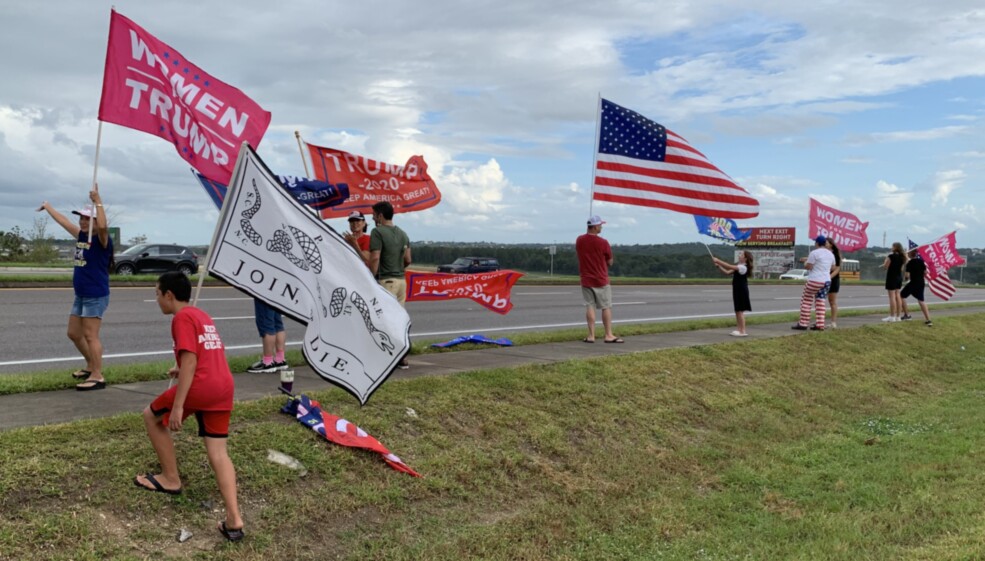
[875,180,914,215]
[932,169,966,206]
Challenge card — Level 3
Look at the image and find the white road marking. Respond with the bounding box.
[6,299,985,369]
[143,297,252,303]
[612,301,647,306]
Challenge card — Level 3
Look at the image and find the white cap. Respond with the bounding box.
[587,215,605,226]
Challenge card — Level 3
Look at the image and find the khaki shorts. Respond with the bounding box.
[581,285,612,309]
[380,278,407,306]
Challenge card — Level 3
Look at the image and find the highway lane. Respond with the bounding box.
[1,284,983,374]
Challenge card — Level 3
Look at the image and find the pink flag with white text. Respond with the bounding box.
[808,198,869,252]
[98,10,271,184]
[918,231,964,300]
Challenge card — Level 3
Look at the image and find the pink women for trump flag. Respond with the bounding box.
[918,231,965,301]
[808,198,868,252]
[98,11,271,184]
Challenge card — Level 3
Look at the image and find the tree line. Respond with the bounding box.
[412,243,985,284]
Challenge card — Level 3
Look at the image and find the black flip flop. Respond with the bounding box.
[134,473,182,495]
[76,380,106,391]
[71,369,92,379]
[218,521,245,542]
[581,338,595,343]
[604,338,625,344]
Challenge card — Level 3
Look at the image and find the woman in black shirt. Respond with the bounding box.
[881,242,907,322]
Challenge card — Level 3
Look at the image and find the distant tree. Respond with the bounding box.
[27,217,58,263]
[0,226,26,261]
[127,234,148,246]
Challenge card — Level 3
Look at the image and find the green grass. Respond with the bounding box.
[2,314,985,559]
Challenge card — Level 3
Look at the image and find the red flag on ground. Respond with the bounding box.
[405,270,525,315]
[808,198,869,252]
[98,10,271,183]
[918,231,964,301]
[306,143,442,218]
[592,99,759,219]
[283,394,421,477]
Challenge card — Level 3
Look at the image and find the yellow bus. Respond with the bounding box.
[840,258,860,281]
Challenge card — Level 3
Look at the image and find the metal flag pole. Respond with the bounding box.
[588,93,602,217]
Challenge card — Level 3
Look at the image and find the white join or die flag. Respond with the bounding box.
[207,143,411,404]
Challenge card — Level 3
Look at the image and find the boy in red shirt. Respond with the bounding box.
[134,272,244,542]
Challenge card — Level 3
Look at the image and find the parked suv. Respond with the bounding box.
[437,257,501,274]
[115,244,199,276]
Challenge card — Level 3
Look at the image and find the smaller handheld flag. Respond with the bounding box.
[694,215,751,243]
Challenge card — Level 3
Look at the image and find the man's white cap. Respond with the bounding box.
[587,215,605,226]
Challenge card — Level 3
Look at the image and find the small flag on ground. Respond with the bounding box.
[282,394,421,477]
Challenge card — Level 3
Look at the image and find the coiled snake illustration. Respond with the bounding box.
[329,287,394,354]
[239,181,263,246]
[266,230,308,271]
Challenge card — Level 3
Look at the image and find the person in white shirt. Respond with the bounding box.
[792,236,835,331]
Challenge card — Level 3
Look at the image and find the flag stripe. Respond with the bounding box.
[593,179,760,211]
[597,153,743,190]
[594,192,760,219]
[928,276,955,301]
[592,99,758,218]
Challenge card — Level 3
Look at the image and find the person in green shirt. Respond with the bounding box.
[369,201,412,369]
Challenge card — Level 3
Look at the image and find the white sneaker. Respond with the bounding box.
[830,322,837,329]
[730,331,748,337]
[892,316,901,322]
[881,316,894,322]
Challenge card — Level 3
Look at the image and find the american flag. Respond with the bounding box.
[910,238,957,301]
[592,99,759,219]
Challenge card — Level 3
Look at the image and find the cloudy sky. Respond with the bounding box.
[2,0,983,248]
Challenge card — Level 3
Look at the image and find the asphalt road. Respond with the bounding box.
[2,283,983,374]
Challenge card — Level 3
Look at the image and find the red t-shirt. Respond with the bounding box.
[576,233,612,287]
[172,306,234,411]
[356,233,370,252]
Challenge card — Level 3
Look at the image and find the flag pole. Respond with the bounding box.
[588,93,602,217]
[295,131,311,177]
[88,120,104,243]
[295,131,325,219]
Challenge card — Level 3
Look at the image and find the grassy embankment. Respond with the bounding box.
[1,314,985,559]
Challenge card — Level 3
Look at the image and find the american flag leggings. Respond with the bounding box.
[798,280,827,328]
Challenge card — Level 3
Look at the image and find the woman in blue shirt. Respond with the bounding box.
[38,186,112,390]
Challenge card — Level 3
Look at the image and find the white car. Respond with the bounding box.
[779,269,810,280]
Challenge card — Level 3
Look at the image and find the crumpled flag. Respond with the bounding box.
[430,334,514,348]
[281,394,421,477]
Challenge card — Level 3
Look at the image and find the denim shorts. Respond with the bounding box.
[71,295,110,319]
[254,299,284,336]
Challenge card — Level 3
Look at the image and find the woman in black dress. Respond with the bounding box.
[712,251,753,337]
[881,242,907,322]
[825,239,842,328]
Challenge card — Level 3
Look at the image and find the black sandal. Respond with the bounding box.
[71,369,92,379]
[76,380,106,391]
[218,521,245,542]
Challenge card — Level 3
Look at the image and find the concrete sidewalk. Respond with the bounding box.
[2,306,982,431]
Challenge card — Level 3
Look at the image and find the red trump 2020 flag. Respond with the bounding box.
[98,10,271,184]
[306,143,442,219]
[808,198,869,252]
[592,99,759,219]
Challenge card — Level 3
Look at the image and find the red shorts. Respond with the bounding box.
[150,386,232,438]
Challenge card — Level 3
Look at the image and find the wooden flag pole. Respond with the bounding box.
[295,131,311,177]
[88,121,104,243]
